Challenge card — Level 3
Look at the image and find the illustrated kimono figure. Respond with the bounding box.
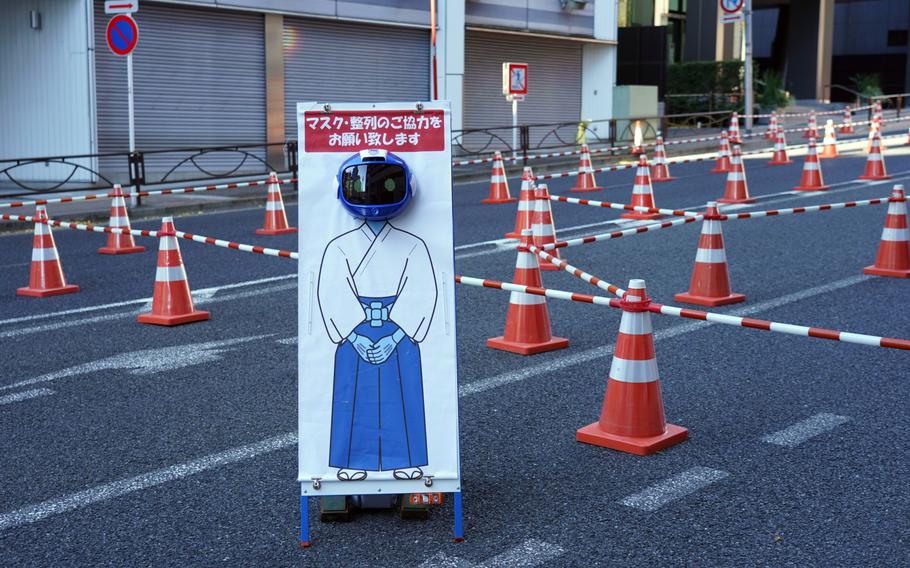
[317,149,438,481]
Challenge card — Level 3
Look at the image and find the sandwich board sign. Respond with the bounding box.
[296,101,462,545]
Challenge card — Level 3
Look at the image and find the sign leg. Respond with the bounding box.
[452,491,464,542]
[299,494,311,548]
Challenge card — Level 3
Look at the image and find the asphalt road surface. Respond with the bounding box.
[1,133,909,566]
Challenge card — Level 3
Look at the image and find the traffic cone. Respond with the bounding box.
[137,217,211,326]
[98,184,145,255]
[858,132,891,181]
[482,151,516,204]
[650,135,675,182]
[631,121,645,155]
[906,126,910,146]
[531,184,562,271]
[765,111,778,140]
[487,229,569,355]
[728,112,741,144]
[711,131,732,174]
[621,155,661,220]
[864,185,910,278]
[17,205,80,297]
[793,139,830,191]
[803,111,818,139]
[768,126,793,165]
[717,144,755,204]
[819,120,838,159]
[576,279,688,456]
[570,144,603,192]
[256,172,297,235]
[674,202,745,307]
[840,106,854,134]
[505,167,537,239]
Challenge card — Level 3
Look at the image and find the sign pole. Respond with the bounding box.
[127,52,138,206]
[743,0,754,132]
[511,98,518,161]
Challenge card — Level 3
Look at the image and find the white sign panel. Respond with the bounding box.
[719,0,744,23]
[105,0,139,15]
[297,101,460,497]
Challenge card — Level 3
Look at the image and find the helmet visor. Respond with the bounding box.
[340,163,407,206]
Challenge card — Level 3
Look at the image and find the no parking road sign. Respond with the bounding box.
[106,15,138,56]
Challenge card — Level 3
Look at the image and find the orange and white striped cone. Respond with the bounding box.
[576,279,688,456]
[621,155,661,220]
[717,144,755,204]
[674,202,745,307]
[98,184,145,255]
[17,205,80,298]
[570,144,603,192]
[840,106,854,134]
[768,126,793,165]
[630,121,645,155]
[858,132,891,181]
[793,138,830,191]
[531,184,562,271]
[864,185,910,278]
[765,111,778,140]
[803,112,818,139]
[649,135,675,182]
[710,131,732,174]
[482,151,516,204]
[256,172,297,235]
[819,120,838,159]
[487,229,569,355]
[727,112,741,144]
[137,217,211,326]
[905,126,910,146]
[505,167,537,239]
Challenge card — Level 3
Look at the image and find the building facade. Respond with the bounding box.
[0,0,619,180]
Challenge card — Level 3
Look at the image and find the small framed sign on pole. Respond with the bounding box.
[502,63,528,160]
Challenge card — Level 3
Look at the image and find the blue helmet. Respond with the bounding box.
[336,149,414,221]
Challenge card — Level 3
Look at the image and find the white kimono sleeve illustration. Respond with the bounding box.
[317,241,368,344]
[392,240,437,342]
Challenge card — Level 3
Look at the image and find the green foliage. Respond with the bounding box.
[755,69,789,109]
[666,60,754,115]
[850,73,883,99]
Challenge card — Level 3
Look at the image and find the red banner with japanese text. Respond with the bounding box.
[303,110,446,152]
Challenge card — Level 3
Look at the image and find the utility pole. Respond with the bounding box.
[743,0,754,132]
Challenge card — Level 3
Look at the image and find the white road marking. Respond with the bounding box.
[0,388,55,406]
[761,413,851,448]
[0,432,296,532]
[619,467,730,512]
[276,337,297,345]
[0,273,873,532]
[418,539,564,568]
[0,335,271,392]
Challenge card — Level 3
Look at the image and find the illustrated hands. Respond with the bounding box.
[347,333,375,363]
[367,329,406,365]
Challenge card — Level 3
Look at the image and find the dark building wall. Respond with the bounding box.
[683,0,717,61]
[785,0,820,99]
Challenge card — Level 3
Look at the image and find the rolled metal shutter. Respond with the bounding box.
[94,2,266,181]
[463,31,582,151]
[283,18,430,140]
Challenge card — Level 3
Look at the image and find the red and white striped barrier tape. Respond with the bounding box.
[542,214,704,251]
[455,274,910,351]
[549,194,701,218]
[716,196,892,221]
[743,104,874,119]
[1,213,159,238]
[527,243,626,298]
[174,230,298,259]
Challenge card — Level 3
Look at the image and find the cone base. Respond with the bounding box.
[137,310,211,326]
[17,284,80,298]
[481,197,517,204]
[717,197,756,204]
[256,227,298,235]
[539,263,560,271]
[621,212,661,220]
[674,291,746,307]
[767,159,793,165]
[651,177,676,183]
[98,245,145,255]
[709,167,730,174]
[504,231,522,239]
[576,422,688,456]
[486,335,569,356]
[569,186,603,193]
[863,265,910,278]
[818,153,838,159]
[840,128,854,134]
[858,175,891,181]
[793,185,830,192]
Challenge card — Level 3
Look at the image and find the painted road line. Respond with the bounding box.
[619,467,730,512]
[276,337,298,345]
[761,413,851,448]
[0,336,271,392]
[419,539,564,568]
[0,274,874,532]
[0,388,55,407]
[0,432,296,532]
